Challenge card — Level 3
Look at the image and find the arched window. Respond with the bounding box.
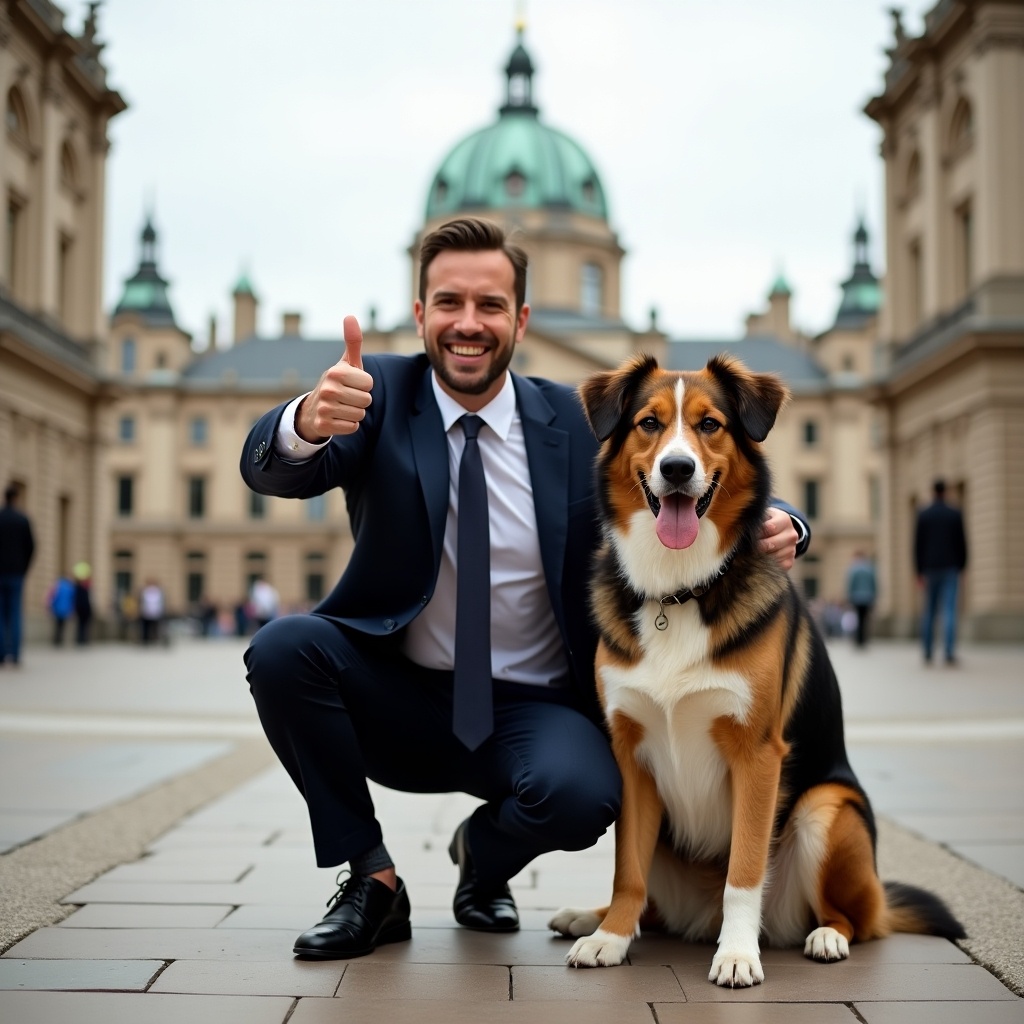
[60,141,79,191]
[905,151,921,201]
[949,98,973,153]
[505,169,526,198]
[5,87,29,139]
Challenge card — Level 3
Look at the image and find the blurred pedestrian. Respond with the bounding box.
[915,479,967,666]
[845,551,877,648]
[73,562,93,646]
[139,579,165,645]
[248,575,280,630]
[0,483,35,667]
[47,574,75,646]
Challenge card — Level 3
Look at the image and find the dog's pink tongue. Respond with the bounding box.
[656,494,700,549]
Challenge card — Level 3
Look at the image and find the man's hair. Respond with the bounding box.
[933,479,947,498]
[418,218,528,312]
[3,484,17,505]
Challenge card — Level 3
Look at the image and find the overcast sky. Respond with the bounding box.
[92,0,934,348]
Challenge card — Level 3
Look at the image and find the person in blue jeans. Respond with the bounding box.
[0,484,36,667]
[914,479,967,665]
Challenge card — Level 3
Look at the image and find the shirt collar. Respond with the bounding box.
[430,370,517,442]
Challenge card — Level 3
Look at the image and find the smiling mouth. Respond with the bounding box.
[638,470,720,519]
[447,343,489,357]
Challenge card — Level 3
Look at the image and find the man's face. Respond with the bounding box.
[414,249,529,411]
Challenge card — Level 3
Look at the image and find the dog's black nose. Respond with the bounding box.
[660,456,696,485]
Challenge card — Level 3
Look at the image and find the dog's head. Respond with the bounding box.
[579,354,788,555]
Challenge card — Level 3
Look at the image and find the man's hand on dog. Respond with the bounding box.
[760,507,799,570]
[295,315,374,443]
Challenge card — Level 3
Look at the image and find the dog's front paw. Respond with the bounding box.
[549,907,602,938]
[566,929,631,968]
[804,926,850,962]
[709,947,764,987]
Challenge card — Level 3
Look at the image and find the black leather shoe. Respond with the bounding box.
[448,819,519,932]
[293,871,411,959]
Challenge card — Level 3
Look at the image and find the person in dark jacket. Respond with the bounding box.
[845,550,877,648]
[240,217,812,961]
[914,479,967,665]
[0,484,35,666]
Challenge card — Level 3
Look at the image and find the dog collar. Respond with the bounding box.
[653,553,734,631]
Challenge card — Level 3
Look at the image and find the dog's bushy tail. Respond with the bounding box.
[884,881,965,940]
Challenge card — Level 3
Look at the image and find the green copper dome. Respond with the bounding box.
[425,30,608,222]
[113,215,178,327]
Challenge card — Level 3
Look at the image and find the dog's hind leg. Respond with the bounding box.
[562,711,662,967]
[800,785,887,962]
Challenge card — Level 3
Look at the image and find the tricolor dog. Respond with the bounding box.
[549,354,964,987]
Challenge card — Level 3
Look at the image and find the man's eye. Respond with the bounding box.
[638,416,660,433]
[699,417,721,434]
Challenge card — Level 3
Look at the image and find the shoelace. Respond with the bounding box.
[326,869,358,910]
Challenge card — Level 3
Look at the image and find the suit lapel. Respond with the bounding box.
[410,368,449,568]
[514,374,570,627]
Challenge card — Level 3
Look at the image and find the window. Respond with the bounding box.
[306,493,326,522]
[868,474,881,522]
[189,416,208,446]
[245,551,267,592]
[581,263,603,317]
[581,178,597,204]
[842,354,855,372]
[803,420,818,446]
[949,98,973,154]
[156,351,167,369]
[185,551,206,605]
[116,476,134,517]
[187,476,206,519]
[114,551,134,615]
[505,170,526,198]
[802,576,819,601]
[803,479,820,520]
[118,416,135,443]
[5,88,27,138]
[121,337,136,374]
[6,197,23,295]
[57,234,73,324]
[249,490,266,519]
[955,200,973,297]
[905,151,921,201]
[306,552,326,603]
[908,240,923,327]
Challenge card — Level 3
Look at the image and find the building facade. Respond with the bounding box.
[0,0,124,639]
[866,0,1024,639]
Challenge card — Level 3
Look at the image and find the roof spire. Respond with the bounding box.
[501,16,537,116]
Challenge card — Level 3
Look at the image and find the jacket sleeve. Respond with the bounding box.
[768,496,811,558]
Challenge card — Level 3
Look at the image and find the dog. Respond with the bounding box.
[549,354,964,987]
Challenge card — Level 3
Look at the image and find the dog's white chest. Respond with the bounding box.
[600,608,752,859]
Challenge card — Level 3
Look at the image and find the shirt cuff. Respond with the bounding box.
[274,394,329,460]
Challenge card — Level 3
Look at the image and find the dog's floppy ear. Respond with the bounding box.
[707,355,789,442]
[578,355,659,442]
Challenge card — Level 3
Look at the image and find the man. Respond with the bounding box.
[915,479,967,665]
[845,550,877,649]
[241,217,810,960]
[0,483,35,667]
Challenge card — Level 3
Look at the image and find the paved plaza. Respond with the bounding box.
[0,634,1022,1022]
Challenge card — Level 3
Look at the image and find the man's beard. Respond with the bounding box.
[426,330,515,396]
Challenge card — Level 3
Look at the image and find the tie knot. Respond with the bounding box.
[460,414,484,441]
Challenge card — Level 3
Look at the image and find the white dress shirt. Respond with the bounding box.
[274,374,567,686]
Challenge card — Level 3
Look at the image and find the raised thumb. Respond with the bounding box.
[341,315,363,369]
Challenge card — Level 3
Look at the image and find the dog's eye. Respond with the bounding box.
[638,416,660,433]
[699,417,721,434]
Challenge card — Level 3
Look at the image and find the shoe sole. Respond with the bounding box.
[293,921,412,960]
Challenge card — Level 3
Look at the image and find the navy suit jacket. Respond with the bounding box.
[240,352,809,725]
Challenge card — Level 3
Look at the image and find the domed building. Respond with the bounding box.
[383,28,665,378]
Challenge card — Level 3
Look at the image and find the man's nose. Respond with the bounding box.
[455,304,484,334]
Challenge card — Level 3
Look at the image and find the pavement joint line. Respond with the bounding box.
[3,710,1024,742]
[0,712,263,737]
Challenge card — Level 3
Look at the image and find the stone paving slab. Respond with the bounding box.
[290,998,659,1024]
[0,958,161,990]
[653,1007,861,1023]
[150,957,345,996]
[58,904,234,929]
[856,1002,1024,1023]
[0,991,294,1024]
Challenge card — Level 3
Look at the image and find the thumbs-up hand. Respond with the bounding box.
[296,315,374,442]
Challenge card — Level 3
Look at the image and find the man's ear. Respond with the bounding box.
[578,355,659,442]
[706,355,789,442]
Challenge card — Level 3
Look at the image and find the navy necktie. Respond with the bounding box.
[453,414,493,750]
